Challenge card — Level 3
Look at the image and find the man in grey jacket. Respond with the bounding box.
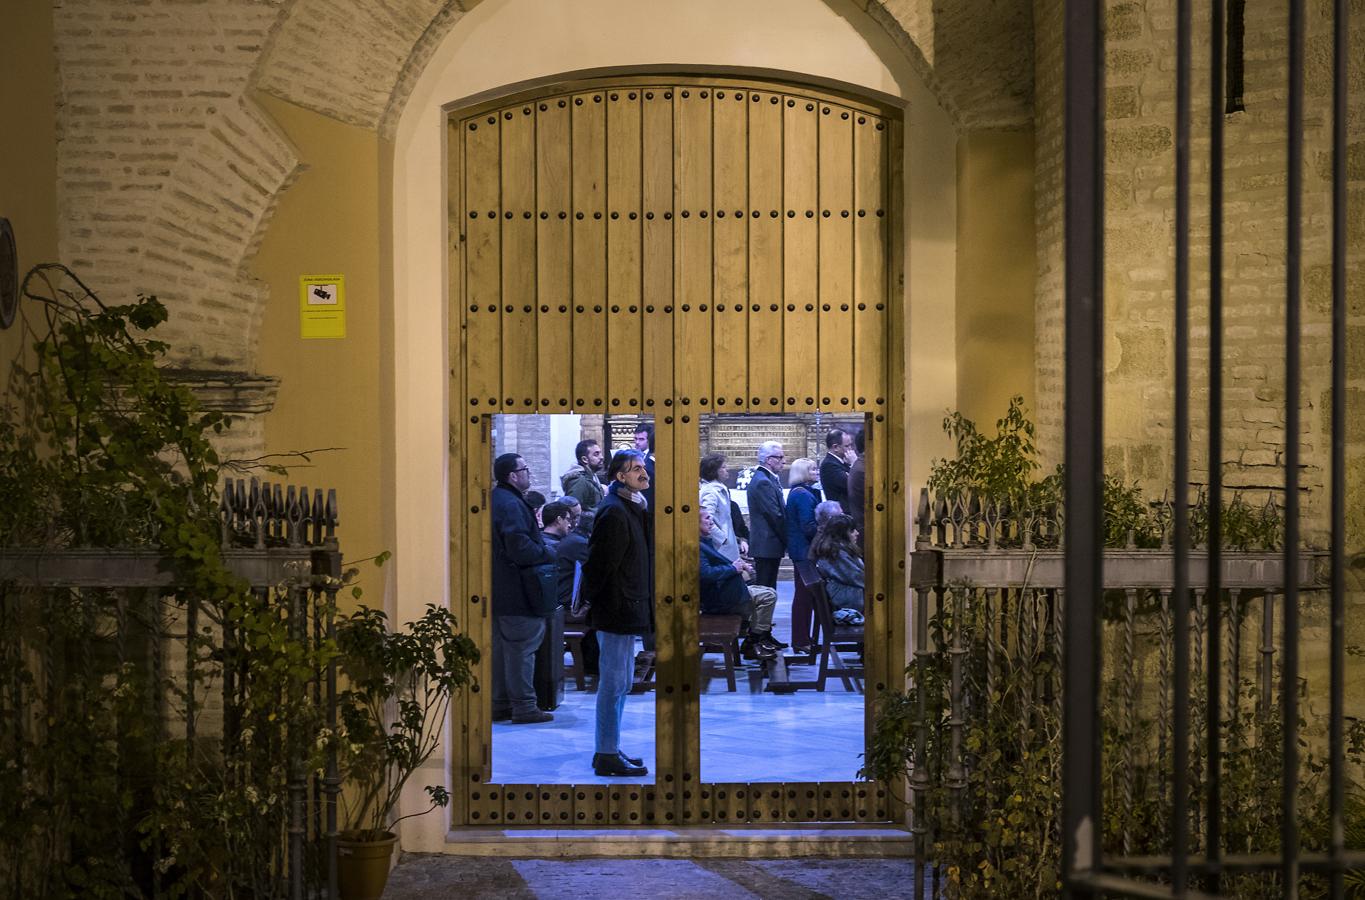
[745,441,787,590]
[560,439,606,510]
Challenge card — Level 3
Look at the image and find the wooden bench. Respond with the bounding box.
[698,613,742,692]
[794,560,865,693]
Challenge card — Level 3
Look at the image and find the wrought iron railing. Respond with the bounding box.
[0,479,341,900]
[905,486,1333,898]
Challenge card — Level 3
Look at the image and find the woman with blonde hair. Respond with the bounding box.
[783,457,822,651]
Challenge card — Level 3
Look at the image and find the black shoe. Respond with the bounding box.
[740,638,777,661]
[593,752,648,777]
[511,710,553,724]
[493,710,512,723]
[756,633,789,650]
[618,751,644,767]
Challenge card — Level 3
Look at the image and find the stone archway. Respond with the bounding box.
[51,0,1032,450]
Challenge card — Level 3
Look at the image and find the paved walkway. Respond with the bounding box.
[385,855,918,899]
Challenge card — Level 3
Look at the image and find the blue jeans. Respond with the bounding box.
[595,631,636,754]
[491,615,546,718]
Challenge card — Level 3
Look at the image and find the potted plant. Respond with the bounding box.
[331,600,479,900]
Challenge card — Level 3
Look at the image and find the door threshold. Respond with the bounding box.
[443,824,912,857]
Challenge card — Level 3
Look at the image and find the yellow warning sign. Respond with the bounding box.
[299,274,346,339]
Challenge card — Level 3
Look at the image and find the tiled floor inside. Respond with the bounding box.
[386,855,919,900]
[491,581,866,785]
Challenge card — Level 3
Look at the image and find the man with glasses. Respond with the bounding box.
[490,453,557,724]
[746,440,788,591]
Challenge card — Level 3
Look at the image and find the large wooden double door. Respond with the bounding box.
[448,73,905,827]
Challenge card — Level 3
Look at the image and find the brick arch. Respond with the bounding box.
[252,0,1032,137]
[54,0,1028,374]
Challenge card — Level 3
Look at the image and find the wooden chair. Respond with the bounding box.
[563,627,588,691]
[697,613,742,692]
[795,560,865,693]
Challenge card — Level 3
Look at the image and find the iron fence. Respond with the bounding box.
[0,479,341,900]
[1060,0,1356,896]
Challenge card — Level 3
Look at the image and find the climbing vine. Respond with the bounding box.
[0,265,334,898]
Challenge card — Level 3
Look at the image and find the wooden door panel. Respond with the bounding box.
[606,90,643,410]
[747,92,784,411]
[817,104,854,409]
[500,105,537,411]
[675,87,713,406]
[463,115,501,407]
[641,90,675,404]
[712,89,749,410]
[854,115,888,407]
[781,97,819,411]
[537,99,573,409]
[571,92,607,411]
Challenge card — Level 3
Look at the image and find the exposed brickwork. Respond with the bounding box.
[54,0,300,371]
[863,0,1035,129]
[254,0,468,133]
[1033,0,1363,545]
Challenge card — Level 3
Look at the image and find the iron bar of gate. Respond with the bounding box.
[1171,0,1192,890]
[1206,0,1227,889]
[1329,0,1350,895]
[1061,0,1104,893]
[1284,0,1305,895]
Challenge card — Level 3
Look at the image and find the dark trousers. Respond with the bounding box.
[789,574,817,647]
[753,556,781,589]
[491,615,546,718]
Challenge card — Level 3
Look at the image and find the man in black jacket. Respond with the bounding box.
[490,453,556,725]
[582,449,652,777]
[745,440,787,589]
[819,427,856,513]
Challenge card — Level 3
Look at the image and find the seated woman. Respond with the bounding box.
[809,513,865,613]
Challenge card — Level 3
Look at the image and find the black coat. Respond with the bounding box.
[555,529,589,610]
[583,487,654,635]
[699,536,748,614]
[745,466,786,559]
[490,482,555,618]
[820,452,852,512]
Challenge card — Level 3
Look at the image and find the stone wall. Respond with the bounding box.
[1033,0,1364,545]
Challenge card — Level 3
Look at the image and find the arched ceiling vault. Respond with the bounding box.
[253,0,1034,137]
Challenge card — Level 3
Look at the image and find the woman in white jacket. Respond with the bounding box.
[699,452,748,562]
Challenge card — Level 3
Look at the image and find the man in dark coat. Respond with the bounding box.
[819,427,856,513]
[582,449,652,777]
[698,508,780,659]
[848,427,866,547]
[745,440,787,589]
[490,453,556,725]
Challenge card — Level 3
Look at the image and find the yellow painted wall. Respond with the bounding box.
[954,130,1036,430]
[252,94,387,593]
[0,0,59,373]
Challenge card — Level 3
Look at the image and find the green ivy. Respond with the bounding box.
[927,398,1285,551]
[0,266,335,898]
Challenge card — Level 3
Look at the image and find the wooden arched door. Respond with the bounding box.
[448,74,905,827]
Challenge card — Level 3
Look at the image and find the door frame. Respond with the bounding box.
[446,71,907,830]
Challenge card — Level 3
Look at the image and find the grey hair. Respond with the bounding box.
[815,500,844,526]
[757,440,784,463]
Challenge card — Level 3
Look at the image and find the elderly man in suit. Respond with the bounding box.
[745,440,787,592]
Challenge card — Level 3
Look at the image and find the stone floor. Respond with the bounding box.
[384,854,918,899]
[491,581,867,785]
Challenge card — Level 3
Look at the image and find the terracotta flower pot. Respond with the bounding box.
[336,831,398,900]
